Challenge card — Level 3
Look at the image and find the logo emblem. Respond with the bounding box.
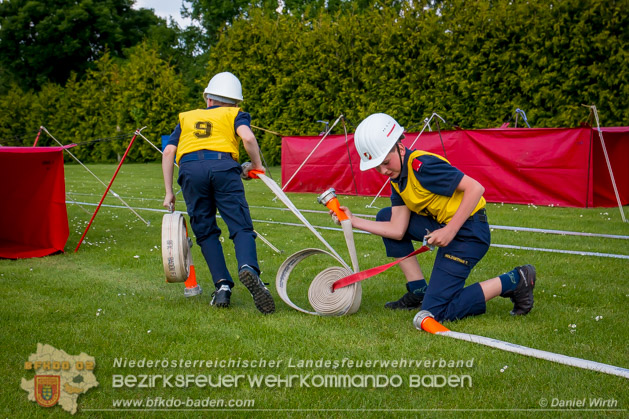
[35,375,60,408]
[22,344,99,414]
[363,152,372,160]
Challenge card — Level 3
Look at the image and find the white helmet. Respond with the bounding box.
[203,72,243,104]
[354,113,405,171]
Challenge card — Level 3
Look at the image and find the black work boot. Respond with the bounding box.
[238,265,275,314]
[510,265,536,316]
[211,281,232,308]
[385,284,424,310]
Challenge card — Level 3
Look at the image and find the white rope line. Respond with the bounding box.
[65,192,92,215]
[63,195,629,240]
[488,224,629,240]
[257,221,629,260]
[255,231,282,254]
[248,205,629,240]
[137,132,178,167]
[66,201,629,260]
[342,117,359,196]
[63,194,628,241]
[136,131,186,196]
[366,113,446,208]
[281,114,343,192]
[70,200,280,254]
[490,244,629,260]
[584,105,627,222]
[41,126,150,226]
[251,125,283,137]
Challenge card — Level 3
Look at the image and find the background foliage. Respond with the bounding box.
[0,0,164,90]
[0,0,626,164]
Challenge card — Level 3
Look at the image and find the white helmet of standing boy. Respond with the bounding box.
[354,113,405,171]
[203,72,243,104]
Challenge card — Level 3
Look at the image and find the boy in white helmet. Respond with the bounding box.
[333,113,535,322]
[162,72,275,314]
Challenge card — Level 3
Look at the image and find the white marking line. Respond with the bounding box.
[66,193,629,240]
[65,200,629,260]
[491,244,629,259]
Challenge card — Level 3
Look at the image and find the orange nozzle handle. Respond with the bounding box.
[248,170,264,179]
[325,197,349,221]
[421,316,450,334]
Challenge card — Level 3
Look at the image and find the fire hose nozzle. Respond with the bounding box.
[241,162,263,180]
[317,188,348,222]
[413,310,434,330]
[241,162,252,180]
[413,310,450,333]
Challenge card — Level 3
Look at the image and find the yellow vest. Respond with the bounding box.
[391,150,486,224]
[175,107,242,164]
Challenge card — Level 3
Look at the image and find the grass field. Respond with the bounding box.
[2,162,628,418]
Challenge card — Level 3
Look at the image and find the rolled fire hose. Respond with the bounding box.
[162,210,192,282]
[243,167,362,316]
[414,311,629,379]
[160,203,279,283]
[276,248,360,316]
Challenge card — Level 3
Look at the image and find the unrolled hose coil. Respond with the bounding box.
[162,211,190,282]
[239,167,363,315]
[276,248,361,316]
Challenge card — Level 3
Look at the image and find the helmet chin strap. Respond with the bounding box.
[395,142,404,174]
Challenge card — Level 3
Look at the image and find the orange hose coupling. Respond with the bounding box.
[413,310,450,334]
[317,188,348,221]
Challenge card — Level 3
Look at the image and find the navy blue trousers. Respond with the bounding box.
[178,158,258,287]
[377,208,491,322]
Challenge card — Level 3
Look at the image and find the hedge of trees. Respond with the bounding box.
[0,0,626,165]
[0,43,189,162]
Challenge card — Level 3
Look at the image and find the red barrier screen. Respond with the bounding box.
[0,147,70,258]
[281,127,628,208]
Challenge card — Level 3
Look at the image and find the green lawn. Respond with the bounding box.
[2,162,628,418]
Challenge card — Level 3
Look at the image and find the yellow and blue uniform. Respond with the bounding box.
[174,107,243,164]
[168,106,259,288]
[377,148,491,321]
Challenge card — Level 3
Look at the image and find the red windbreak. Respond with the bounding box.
[0,147,71,258]
[281,127,629,208]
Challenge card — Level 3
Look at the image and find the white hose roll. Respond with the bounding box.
[276,248,361,316]
[162,211,190,282]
